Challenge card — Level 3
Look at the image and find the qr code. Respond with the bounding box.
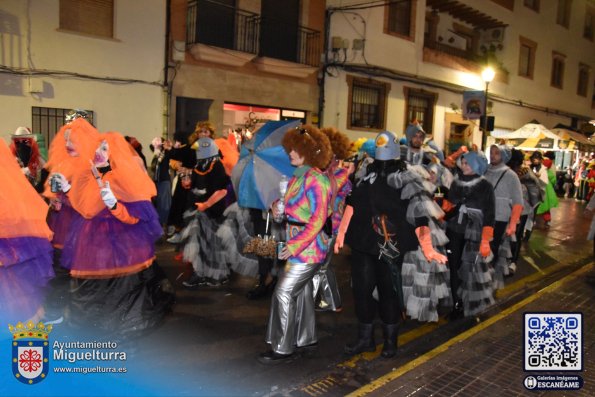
[524,313,582,371]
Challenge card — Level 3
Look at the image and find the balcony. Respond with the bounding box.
[186,0,320,76]
[187,0,260,67]
[424,0,508,76]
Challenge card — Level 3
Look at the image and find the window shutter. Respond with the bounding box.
[60,0,114,38]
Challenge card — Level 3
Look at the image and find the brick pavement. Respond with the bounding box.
[351,263,594,397]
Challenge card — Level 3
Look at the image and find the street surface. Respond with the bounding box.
[137,197,593,396]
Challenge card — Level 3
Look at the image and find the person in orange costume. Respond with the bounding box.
[48,118,174,338]
[0,140,54,324]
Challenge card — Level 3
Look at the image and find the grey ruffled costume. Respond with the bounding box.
[182,203,259,280]
[388,165,452,322]
[456,205,495,316]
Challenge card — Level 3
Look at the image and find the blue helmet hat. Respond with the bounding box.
[405,123,425,144]
[463,151,488,176]
[490,144,511,164]
[196,137,219,160]
[425,139,445,162]
[375,130,400,161]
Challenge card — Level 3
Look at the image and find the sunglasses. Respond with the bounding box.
[294,126,322,155]
[297,127,311,136]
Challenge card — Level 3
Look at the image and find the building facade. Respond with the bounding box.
[323,0,595,152]
[0,0,166,156]
[168,0,325,137]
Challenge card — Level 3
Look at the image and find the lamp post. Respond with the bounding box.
[481,66,495,150]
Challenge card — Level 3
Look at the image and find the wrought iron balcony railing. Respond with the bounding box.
[424,39,478,63]
[297,26,320,67]
[186,1,320,67]
[187,0,260,54]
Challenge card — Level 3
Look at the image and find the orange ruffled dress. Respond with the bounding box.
[44,119,173,336]
[0,140,54,323]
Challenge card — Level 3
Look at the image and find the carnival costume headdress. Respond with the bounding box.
[282,125,332,169]
[375,131,400,160]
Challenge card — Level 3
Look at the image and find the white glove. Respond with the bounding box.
[51,173,71,193]
[21,167,31,176]
[100,181,118,209]
[192,188,207,196]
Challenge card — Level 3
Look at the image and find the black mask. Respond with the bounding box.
[197,158,214,172]
[15,141,32,165]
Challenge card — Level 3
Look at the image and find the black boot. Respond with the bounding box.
[381,323,399,358]
[449,299,464,320]
[246,275,274,300]
[344,323,375,355]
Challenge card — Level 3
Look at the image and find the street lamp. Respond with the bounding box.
[481,66,495,150]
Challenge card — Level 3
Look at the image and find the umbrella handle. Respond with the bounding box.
[265,211,270,235]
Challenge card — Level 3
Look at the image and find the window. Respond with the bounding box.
[404,87,437,134]
[518,36,537,79]
[385,0,415,40]
[556,0,572,28]
[585,7,594,41]
[59,0,114,38]
[551,52,566,89]
[32,107,94,145]
[577,64,590,97]
[523,0,540,12]
[347,76,390,131]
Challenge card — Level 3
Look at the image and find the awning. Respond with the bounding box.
[506,134,556,149]
[551,127,592,146]
[557,139,576,151]
[491,121,560,149]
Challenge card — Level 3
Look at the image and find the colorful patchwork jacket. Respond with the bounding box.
[329,166,352,235]
[284,166,331,263]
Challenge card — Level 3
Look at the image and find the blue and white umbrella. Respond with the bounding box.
[231,119,300,210]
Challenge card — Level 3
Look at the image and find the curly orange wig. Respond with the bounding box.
[194,121,215,137]
[282,125,332,170]
[320,127,353,161]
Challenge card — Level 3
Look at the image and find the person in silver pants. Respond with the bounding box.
[258,125,332,364]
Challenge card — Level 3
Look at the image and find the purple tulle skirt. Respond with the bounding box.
[47,202,77,253]
[0,237,54,323]
[61,201,163,277]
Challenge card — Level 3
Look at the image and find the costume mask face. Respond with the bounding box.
[93,140,110,168]
[14,139,32,164]
[64,130,78,157]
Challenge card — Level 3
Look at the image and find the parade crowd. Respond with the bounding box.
[3,111,591,365]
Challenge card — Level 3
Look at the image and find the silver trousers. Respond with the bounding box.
[265,260,321,355]
[312,236,342,311]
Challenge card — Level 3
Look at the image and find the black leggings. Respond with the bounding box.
[511,215,528,264]
[446,231,466,304]
[350,249,401,324]
[489,221,508,266]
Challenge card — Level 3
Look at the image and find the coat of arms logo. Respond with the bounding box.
[8,321,52,384]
